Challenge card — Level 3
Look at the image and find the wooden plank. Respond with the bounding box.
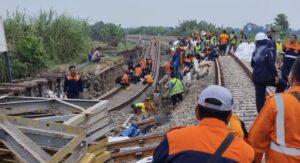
[5,115,83,135]
[91,147,106,156]
[108,134,164,151]
[0,100,50,114]
[87,124,114,143]
[88,137,108,153]
[0,117,51,162]
[54,98,85,112]
[48,132,86,163]
[86,117,110,135]
[78,153,96,163]
[94,151,111,163]
[34,114,74,122]
[64,100,108,126]
[111,146,155,162]
[83,110,107,126]
[64,141,87,163]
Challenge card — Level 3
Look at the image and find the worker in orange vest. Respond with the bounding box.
[249,59,300,163]
[120,71,130,88]
[165,60,172,75]
[143,74,154,85]
[153,85,254,162]
[281,34,300,82]
[219,30,230,56]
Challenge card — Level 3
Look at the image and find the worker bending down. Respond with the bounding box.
[116,71,130,89]
[153,85,254,162]
[249,59,300,163]
[168,73,184,107]
[131,97,155,115]
[143,74,154,85]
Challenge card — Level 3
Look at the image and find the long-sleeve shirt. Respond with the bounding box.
[63,74,83,98]
[251,45,277,83]
[249,86,300,163]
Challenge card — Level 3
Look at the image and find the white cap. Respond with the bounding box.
[255,32,268,41]
[198,85,234,111]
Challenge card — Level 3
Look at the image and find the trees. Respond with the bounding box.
[90,22,124,46]
[274,13,289,37]
[1,9,127,82]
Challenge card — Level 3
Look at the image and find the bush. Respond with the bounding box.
[14,34,48,76]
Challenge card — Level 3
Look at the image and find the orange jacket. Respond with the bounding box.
[249,86,300,163]
[134,67,142,77]
[121,74,129,84]
[154,118,254,162]
[144,74,154,85]
[185,58,192,63]
[228,113,245,138]
[165,62,171,74]
[220,33,230,44]
[139,60,146,70]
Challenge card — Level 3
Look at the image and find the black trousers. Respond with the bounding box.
[253,79,287,113]
[281,63,293,82]
[219,44,227,56]
[171,93,183,106]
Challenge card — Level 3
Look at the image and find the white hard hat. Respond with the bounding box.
[255,32,268,41]
[198,85,234,111]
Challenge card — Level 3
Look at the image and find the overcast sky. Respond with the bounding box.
[0,0,299,29]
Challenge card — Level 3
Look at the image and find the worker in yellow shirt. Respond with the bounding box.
[276,39,284,67]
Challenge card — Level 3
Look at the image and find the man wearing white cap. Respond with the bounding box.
[153,85,254,163]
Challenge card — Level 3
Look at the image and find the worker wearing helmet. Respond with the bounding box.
[153,85,254,163]
[251,32,287,113]
[249,59,300,163]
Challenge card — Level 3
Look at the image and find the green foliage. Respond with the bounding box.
[126,26,174,35]
[13,34,48,77]
[274,13,289,37]
[90,22,124,46]
[1,9,93,82]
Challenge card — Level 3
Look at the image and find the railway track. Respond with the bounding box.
[97,40,160,112]
[107,53,277,163]
[215,54,272,129]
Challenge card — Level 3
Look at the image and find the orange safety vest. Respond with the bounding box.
[228,113,245,138]
[134,67,142,77]
[121,74,129,84]
[167,118,254,162]
[220,33,230,44]
[144,74,154,85]
[249,86,300,163]
[139,60,146,70]
[185,58,192,63]
[66,74,81,81]
[165,62,171,74]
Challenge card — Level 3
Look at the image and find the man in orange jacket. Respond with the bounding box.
[249,59,300,163]
[153,85,254,163]
[219,30,230,56]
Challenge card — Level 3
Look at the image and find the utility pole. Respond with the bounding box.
[0,16,12,82]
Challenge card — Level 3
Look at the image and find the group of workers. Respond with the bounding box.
[166,30,246,81]
[153,57,300,162]
[116,55,154,88]
[152,28,300,163]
